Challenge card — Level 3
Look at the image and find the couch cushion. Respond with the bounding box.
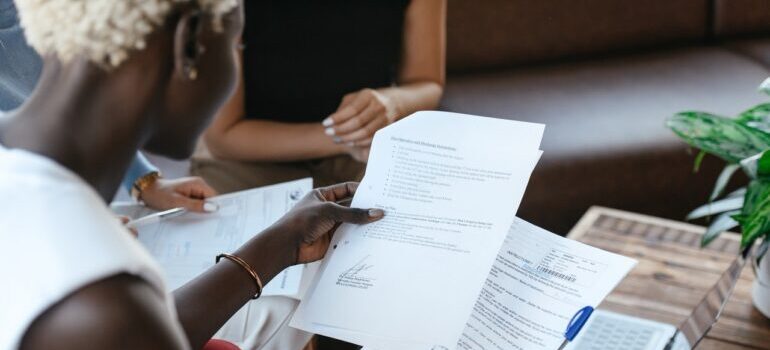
[725,38,770,69]
[447,0,709,73]
[442,46,769,233]
[714,0,770,38]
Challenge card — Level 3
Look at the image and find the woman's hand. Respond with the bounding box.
[270,182,384,264]
[116,215,138,237]
[322,88,400,147]
[140,176,219,212]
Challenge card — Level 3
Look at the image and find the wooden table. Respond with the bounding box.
[568,207,770,349]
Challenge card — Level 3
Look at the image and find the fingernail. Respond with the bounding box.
[325,127,335,136]
[368,209,385,217]
[333,136,342,144]
[347,142,355,147]
[322,118,334,127]
[203,202,219,212]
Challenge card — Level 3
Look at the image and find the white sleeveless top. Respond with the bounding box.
[0,144,185,349]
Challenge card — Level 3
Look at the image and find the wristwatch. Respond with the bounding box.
[130,171,162,202]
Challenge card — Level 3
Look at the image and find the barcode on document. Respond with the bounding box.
[536,266,576,283]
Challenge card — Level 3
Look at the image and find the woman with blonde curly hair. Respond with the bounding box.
[0,1,383,349]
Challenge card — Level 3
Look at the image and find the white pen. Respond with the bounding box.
[126,207,187,229]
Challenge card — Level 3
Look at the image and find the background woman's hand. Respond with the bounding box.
[140,176,219,212]
[271,182,384,264]
[323,88,400,148]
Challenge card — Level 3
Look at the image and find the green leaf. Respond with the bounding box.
[667,112,770,163]
[759,77,770,96]
[687,196,744,220]
[737,103,770,133]
[693,151,706,173]
[741,150,770,179]
[710,164,740,201]
[760,153,770,178]
[726,187,747,198]
[702,210,741,247]
[737,179,770,247]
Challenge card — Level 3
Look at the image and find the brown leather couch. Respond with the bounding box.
[441,0,770,234]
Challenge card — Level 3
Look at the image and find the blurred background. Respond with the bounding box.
[130,0,770,236]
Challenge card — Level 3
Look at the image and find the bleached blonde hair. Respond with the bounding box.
[15,0,238,67]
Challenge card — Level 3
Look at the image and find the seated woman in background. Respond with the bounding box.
[0,1,383,349]
[194,0,446,193]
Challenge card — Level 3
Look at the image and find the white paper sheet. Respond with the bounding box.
[361,218,637,350]
[290,111,545,348]
[131,178,313,297]
[456,218,636,350]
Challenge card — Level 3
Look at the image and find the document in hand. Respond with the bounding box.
[290,111,546,348]
[363,218,638,350]
[126,178,315,298]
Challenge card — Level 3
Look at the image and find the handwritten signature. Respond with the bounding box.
[340,255,375,279]
[336,255,377,289]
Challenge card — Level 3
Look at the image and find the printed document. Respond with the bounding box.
[361,218,637,350]
[132,178,313,297]
[117,178,316,345]
[290,111,545,348]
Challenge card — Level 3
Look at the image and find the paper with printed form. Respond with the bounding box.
[121,178,318,345]
[361,218,637,350]
[456,218,636,350]
[290,111,545,348]
[123,178,314,298]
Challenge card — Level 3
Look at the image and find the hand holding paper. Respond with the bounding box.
[291,111,546,348]
[280,182,386,264]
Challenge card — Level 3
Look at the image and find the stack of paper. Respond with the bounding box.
[364,218,637,350]
[290,111,554,348]
[116,111,637,349]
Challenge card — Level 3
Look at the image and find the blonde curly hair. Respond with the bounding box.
[15,0,238,67]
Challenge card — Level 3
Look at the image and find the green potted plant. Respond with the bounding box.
[666,78,770,318]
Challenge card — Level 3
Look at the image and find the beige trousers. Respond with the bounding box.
[213,296,312,350]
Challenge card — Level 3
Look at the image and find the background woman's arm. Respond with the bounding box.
[324,0,446,148]
[203,52,347,162]
[206,0,446,163]
[388,0,446,115]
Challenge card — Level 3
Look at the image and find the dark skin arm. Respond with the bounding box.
[173,183,378,348]
[21,183,383,350]
[21,274,188,350]
[12,3,385,349]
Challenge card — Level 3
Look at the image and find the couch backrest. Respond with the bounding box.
[713,0,770,38]
[446,0,711,73]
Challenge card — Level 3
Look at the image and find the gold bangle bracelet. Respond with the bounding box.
[216,253,264,299]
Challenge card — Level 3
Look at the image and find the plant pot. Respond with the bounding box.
[753,250,770,318]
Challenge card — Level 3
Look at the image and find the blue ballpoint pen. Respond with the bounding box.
[557,306,594,350]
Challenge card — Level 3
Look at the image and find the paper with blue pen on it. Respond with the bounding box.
[115,178,316,298]
[361,218,637,350]
[289,111,547,349]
